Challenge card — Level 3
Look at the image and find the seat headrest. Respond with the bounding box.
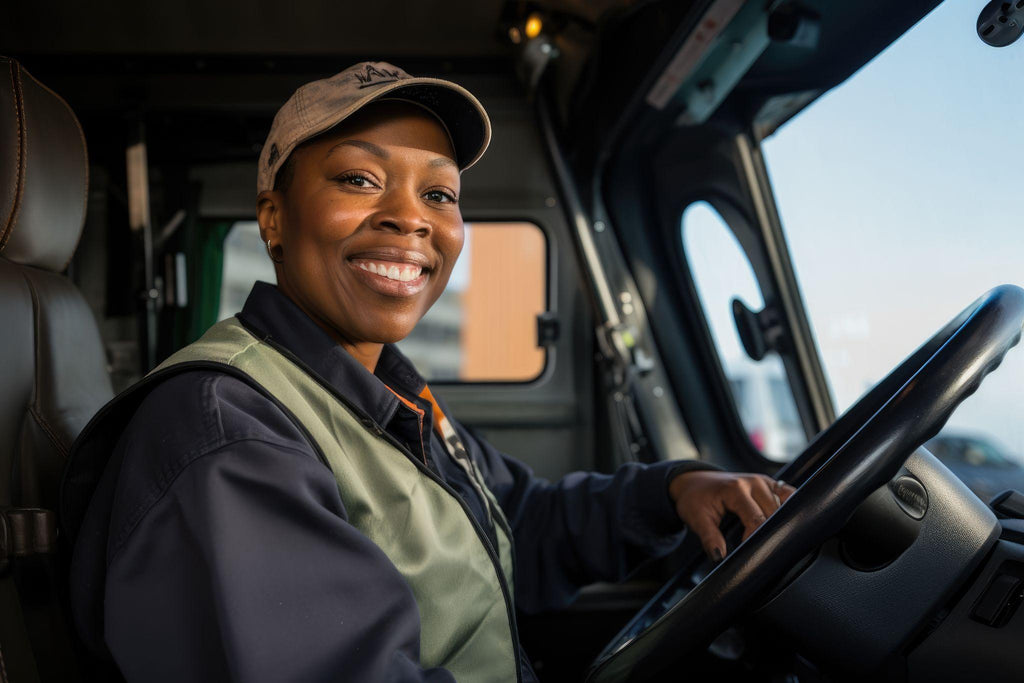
[1,57,88,273]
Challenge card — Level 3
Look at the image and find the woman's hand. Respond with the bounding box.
[668,470,796,562]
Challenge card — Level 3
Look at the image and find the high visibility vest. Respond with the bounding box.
[145,317,520,681]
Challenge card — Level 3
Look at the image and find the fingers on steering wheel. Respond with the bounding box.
[750,476,781,517]
[728,484,768,542]
[689,511,728,562]
[777,480,797,503]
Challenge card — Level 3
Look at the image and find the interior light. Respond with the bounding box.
[525,14,543,39]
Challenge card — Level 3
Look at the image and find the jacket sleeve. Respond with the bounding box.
[457,423,718,614]
[103,373,454,683]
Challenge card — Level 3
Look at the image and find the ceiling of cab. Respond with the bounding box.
[2,0,509,56]
[5,0,951,174]
[555,0,946,166]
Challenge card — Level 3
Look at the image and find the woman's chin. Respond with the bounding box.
[353,320,419,346]
[373,331,413,345]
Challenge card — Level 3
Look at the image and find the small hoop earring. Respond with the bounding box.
[266,239,283,264]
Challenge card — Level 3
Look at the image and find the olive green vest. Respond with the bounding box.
[155,317,520,682]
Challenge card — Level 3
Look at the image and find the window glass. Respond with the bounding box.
[219,221,276,321]
[762,2,1024,496]
[218,220,548,383]
[399,221,547,382]
[682,201,806,462]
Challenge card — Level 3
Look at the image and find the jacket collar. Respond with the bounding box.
[235,281,430,430]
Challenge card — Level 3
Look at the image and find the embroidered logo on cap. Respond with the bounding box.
[354,64,403,88]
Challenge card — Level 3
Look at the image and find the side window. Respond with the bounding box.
[217,220,548,383]
[682,201,806,462]
[399,221,547,382]
[219,221,276,321]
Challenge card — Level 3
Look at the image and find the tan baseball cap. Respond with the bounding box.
[257,61,491,194]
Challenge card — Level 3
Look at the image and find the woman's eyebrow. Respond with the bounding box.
[429,157,458,169]
[327,139,389,159]
[325,141,455,170]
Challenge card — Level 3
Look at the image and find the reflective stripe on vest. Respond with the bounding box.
[153,317,520,682]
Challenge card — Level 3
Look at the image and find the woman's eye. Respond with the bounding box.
[424,189,457,204]
[337,173,376,188]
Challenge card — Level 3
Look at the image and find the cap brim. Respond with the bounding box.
[309,77,490,172]
[369,79,491,171]
[258,73,492,194]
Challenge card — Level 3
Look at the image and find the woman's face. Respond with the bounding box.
[258,101,463,356]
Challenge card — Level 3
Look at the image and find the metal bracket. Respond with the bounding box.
[0,508,57,573]
[536,312,560,347]
[732,297,790,361]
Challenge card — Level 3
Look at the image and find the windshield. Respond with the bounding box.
[762,2,1024,476]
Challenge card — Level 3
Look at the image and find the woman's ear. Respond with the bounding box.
[257,190,285,263]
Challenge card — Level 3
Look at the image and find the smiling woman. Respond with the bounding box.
[62,60,790,683]
[257,100,466,372]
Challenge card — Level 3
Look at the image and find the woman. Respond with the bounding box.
[66,62,794,682]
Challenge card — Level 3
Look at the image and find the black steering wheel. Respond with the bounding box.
[587,285,1024,682]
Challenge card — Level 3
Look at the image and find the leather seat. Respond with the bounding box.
[1,56,114,682]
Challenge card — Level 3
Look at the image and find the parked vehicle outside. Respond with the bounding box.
[925,432,1024,503]
[728,361,806,462]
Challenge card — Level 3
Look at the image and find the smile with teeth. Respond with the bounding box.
[356,260,424,282]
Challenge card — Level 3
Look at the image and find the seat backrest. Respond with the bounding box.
[1,56,114,682]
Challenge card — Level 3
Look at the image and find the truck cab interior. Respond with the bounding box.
[3,0,1024,681]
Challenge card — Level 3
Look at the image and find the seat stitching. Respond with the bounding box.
[1,59,26,253]
[0,59,17,248]
[8,64,26,250]
[28,404,70,459]
[23,268,70,459]
[0,60,12,245]
[21,68,91,272]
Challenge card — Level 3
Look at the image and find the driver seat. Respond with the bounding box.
[1,56,114,682]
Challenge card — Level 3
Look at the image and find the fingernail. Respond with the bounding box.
[712,547,725,562]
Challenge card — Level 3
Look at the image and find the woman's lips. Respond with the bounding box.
[349,258,429,297]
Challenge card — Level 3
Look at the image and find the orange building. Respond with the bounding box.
[460,223,546,381]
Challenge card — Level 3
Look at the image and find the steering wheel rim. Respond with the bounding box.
[587,285,1024,682]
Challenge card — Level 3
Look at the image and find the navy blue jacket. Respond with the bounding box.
[69,282,713,682]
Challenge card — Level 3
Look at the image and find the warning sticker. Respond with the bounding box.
[645,0,745,110]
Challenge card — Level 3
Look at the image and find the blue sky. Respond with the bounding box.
[761,1,1024,456]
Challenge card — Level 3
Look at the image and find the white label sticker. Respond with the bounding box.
[645,0,746,110]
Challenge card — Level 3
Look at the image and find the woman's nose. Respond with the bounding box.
[372,188,431,237]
